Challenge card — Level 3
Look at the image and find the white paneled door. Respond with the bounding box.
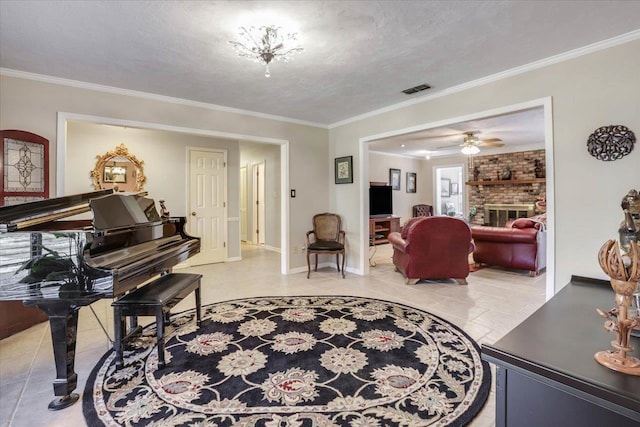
[240,165,248,242]
[252,162,265,245]
[188,149,226,265]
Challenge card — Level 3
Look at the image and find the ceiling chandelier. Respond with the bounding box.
[229,25,303,77]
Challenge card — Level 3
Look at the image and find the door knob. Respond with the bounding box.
[191,212,196,216]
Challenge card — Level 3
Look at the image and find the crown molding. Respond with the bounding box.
[2,29,638,130]
[0,68,328,129]
[368,150,425,160]
[329,29,640,129]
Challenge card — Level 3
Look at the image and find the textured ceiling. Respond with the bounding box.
[1,1,639,127]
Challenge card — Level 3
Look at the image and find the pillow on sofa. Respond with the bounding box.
[510,215,547,230]
[510,218,537,229]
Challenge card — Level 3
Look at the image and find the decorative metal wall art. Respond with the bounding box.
[587,125,635,161]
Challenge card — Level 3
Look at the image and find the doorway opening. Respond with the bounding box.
[57,112,290,275]
[240,165,248,242]
[434,165,465,217]
[239,140,281,256]
[359,97,555,299]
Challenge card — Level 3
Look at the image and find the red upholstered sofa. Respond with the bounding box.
[387,216,473,285]
[470,215,547,276]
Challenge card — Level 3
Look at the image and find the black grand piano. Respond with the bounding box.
[0,190,200,409]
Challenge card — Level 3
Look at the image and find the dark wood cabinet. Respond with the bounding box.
[482,276,640,426]
[369,217,400,245]
[0,301,48,339]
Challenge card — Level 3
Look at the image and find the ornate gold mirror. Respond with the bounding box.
[90,144,146,192]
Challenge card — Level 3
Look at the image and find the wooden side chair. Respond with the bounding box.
[306,213,346,278]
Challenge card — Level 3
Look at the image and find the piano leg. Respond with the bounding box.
[27,301,81,410]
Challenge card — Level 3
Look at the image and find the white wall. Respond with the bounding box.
[331,39,640,291]
[0,74,329,272]
[2,39,639,284]
[369,152,428,224]
[66,121,239,217]
[368,152,469,219]
[65,120,242,259]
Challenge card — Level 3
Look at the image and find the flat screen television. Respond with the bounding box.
[369,185,393,217]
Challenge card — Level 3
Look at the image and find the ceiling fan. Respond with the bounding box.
[460,131,503,154]
[439,131,504,154]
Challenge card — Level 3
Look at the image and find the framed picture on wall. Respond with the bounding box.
[450,182,459,195]
[406,172,416,193]
[334,156,353,184]
[441,178,450,197]
[389,168,401,190]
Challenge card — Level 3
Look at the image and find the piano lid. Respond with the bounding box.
[0,190,199,303]
[90,193,162,230]
[0,190,114,232]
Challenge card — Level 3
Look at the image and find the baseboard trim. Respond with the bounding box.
[290,262,361,276]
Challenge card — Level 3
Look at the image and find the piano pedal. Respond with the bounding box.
[125,325,143,340]
[122,325,142,343]
[47,393,79,411]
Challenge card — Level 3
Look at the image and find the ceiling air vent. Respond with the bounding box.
[402,83,431,95]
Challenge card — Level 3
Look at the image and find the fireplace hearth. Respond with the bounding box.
[484,203,535,226]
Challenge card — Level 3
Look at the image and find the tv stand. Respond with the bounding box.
[369,216,400,245]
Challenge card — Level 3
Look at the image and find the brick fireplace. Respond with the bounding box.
[468,149,545,226]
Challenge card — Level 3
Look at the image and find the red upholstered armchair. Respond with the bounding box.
[387,216,473,285]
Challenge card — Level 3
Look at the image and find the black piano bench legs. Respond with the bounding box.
[112,273,203,370]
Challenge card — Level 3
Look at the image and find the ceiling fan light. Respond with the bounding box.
[464,134,479,145]
[461,145,480,155]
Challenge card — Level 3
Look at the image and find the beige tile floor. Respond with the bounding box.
[0,244,546,426]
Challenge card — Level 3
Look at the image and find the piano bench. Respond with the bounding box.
[112,273,202,370]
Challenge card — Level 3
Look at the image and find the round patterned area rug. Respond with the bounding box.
[83,296,491,426]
